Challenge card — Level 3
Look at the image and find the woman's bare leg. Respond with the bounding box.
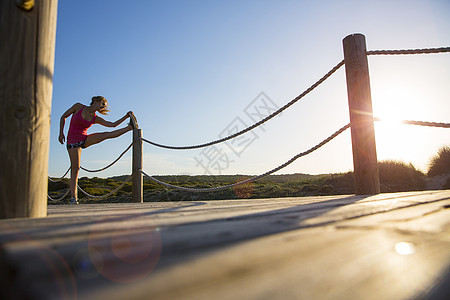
[68,147,81,200]
[85,125,132,148]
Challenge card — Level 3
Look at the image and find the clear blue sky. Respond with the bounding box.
[49,0,450,178]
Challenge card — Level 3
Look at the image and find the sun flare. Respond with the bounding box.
[371,85,442,171]
[372,87,429,122]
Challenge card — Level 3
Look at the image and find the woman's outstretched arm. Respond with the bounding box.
[59,103,83,144]
[95,111,134,128]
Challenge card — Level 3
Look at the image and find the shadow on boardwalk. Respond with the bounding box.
[0,195,367,299]
[1,191,449,299]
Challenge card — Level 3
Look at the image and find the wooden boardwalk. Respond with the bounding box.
[1,190,449,299]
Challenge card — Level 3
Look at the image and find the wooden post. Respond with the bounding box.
[343,34,380,195]
[0,0,58,218]
[132,129,143,203]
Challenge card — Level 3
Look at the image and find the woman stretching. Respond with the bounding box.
[59,96,135,204]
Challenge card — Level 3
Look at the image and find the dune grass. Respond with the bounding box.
[428,146,450,177]
[48,146,449,204]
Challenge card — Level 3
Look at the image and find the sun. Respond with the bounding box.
[367,51,450,172]
[371,86,436,171]
[372,86,428,123]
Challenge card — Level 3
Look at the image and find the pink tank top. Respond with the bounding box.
[67,106,96,144]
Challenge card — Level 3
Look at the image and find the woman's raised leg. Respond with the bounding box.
[84,125,132,148]
[68,147,81,201]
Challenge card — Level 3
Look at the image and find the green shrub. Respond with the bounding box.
[379,160,425,192]
[83,187,112,196]
[301,184,320,194]
[121,183,133,192]
[319,185,333,194]
[48,179,69,191]
[428,146,450,177]
[324,172,354,195]
[143,182,159,190]
[51,162,435,204]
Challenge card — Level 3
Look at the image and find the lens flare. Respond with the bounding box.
[233,179,254,199]
[395,242,415,255]
[88,215,162,284]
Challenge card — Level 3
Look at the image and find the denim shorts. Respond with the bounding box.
[67,139,86,150]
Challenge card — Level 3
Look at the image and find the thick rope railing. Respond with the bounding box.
[141,60,345,150]
[80,142,132,172]
[367,47,450,56]
[47,142,132,182]
[47,174,133,202]
[48,167,71,183]
[140,117,449,192]
[47,142,133,201]
[141,123,351,192]
[77,174,133,199]
[398,120,450,128]
[374,118,450,128]
[47,45,450,201]
[139,47,450,151]
[47,188,71,202]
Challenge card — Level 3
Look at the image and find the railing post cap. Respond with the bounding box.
[344,33,365,39]
[343,33,366,44]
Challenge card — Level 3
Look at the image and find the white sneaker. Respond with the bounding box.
[70,198,79,205]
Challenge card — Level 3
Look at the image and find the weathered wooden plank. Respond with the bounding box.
[86,193,450,300]
[96,228,449,300]
[1,192,447,258]
[1,192,448,263]
[0,191,449,299]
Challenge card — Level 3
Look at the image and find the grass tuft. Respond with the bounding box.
[428,145,450,177]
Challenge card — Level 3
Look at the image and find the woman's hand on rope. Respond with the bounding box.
[108,112,135,127]
[58,133,65,145]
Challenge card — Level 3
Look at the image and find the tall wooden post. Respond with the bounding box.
[0,0,58,218]
[132,129,143,203]
[343,34,380,195]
